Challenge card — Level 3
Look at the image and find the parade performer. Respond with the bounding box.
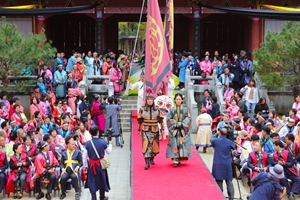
[127,71,145,111]
[85,125,112,200]
[195,107,213,153]
[166,93,192,167]
[137,88,164,169]
[154,95,173,140]
[59,136,82,200]
[34,141,59,200]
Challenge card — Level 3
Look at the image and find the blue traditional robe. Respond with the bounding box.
[54,70,67,98]
[105,104,122,136]
[166,106,192,160]
[210,134,235,180]
[85,137,110,193]
[36,82,47,95]
[178,58,188,83]
[66,56,76,72]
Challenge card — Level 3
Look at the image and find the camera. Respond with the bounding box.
[218,123,234,141]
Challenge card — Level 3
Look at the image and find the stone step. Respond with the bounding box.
[121,95,137,100]
[120,104,136,109]
[120,100,137,104]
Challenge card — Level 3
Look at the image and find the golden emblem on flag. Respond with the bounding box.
[149,16,164,76]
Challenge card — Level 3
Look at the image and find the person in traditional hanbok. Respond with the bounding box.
[223,83,235,104]
[11,105,27,126]
[61,100,73,115]
[41,114,58,134]
[76,57,86,81]
[110,62,123,96]
[85,51,93,75]
[292,94,300,119]
[6,143,31,199]
[59,137,82,200]
[9,96,24,119]
[102,56,112,77]
[0,93,10,112]
[85,125,112,200]
[66,51,77,73]
[91,52,102,76]
[105,96,122,146]
[200,56,212,85]
[54,64,67,99]
[92,95,106,135]
[0,144,8,196]
[36,76,47,95]
[70,64,81,84]
[137,88,164,169]
[195,107,213,153]
[22,135,38,162]
[127,71,145,111]
[0,102,9,120]
[166,93,192,167]
[227,98,240,120]
[34,141,59,200]
[240,55,253,87]
[29,97,40,119]
[67,82,82,115]
[49,128,65,147]
[40,64,53,82]
[79,121,91,142]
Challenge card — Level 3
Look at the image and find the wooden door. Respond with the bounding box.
[47,14,95,57]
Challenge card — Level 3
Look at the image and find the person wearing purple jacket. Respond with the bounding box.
[240,55,253,88]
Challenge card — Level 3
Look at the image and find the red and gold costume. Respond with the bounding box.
[6,153,31,194]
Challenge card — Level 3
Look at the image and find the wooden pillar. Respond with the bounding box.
[36,16,45,34]
[251,17,260,60]
[95,7,103,53]
[192,7,200,56]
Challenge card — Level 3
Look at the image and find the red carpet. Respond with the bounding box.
[131,111,225,200]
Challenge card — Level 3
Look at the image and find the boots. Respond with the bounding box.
[144,158,150,170]
[150,157,155,165]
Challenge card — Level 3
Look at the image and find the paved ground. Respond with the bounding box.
[1,131,132,200]
[2,130,294,200]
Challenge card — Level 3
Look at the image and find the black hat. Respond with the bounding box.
[38,141,47,150]
[259,114,269,121]
[232,118,241,125]
[253,123,263,131]
[12,96,20,102]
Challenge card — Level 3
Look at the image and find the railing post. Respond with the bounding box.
[188,82,198,133]
[185,68,191,90]
[108,82,114,97]
[79,69,88,95]
[216,82,226,112]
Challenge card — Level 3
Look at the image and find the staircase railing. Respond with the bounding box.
[80,69,114,96]
[253,72,275,111]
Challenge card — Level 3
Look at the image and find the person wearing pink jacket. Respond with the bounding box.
[49,129,65,147]
[226,98,240,120]
[40,64,53,82]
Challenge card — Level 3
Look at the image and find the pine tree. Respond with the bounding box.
[0,17,56,92]
[254,21,300,98]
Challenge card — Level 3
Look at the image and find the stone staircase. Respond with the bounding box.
[119,95,137,132]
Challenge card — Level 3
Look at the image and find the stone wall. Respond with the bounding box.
[268,91,294,115]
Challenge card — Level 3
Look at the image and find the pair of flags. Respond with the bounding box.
[145,0,174,98]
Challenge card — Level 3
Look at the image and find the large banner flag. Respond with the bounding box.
[164,0,174,61]
[145,0,172,97]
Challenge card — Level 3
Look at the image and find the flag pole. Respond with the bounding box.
[124,0,146,96]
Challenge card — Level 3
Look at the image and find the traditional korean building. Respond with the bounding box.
[0,0,298,57]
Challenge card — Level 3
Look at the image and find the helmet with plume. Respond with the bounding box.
[146,87,155,99]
